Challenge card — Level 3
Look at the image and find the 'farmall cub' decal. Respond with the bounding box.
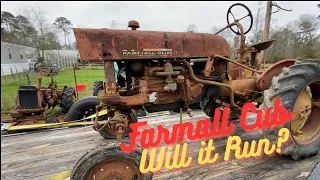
[122,49,172,56]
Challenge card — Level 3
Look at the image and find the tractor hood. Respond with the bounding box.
[73,28,230,61]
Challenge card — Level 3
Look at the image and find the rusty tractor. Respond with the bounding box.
[68,3,319,180]
[3,70,77,126]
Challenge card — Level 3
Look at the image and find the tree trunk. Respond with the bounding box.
[258,1,272,69]
[64,31,67,48]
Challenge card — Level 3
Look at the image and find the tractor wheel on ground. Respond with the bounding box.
[98,109,138,139]
[93,80,104,96]
[261,59,320,160]
[60,87,76,113]
[66,96,100,122]
[71,141,153,180]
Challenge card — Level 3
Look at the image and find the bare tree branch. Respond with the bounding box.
[271,2,292,14]
[186,24,197,32]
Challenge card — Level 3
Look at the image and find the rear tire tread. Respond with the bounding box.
[261,59,320,160]
[93,81,103,96]
[60,87,76,113]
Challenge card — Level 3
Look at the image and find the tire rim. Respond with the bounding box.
[81,108,96,120]
[86,158,141,180]
[291,80,320,146]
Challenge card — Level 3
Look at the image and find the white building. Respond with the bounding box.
[1,41,80,76]
[1,42,38,75]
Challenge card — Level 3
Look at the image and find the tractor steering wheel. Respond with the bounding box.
[227,3,253,35]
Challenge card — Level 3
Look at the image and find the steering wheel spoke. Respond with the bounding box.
[229,11,236,21]
[238,14,250,21]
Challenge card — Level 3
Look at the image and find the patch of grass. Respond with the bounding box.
[1,66,104,118]
[263,64,272,69]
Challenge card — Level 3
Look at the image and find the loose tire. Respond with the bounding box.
[93,81,104,96]
[71,141,153,180]
[261,59,320,160]
[60,87,76,113]
[66,96,100,122]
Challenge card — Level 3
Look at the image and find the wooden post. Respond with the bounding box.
[1,67,7,84]
[258,1,273,69]
[10,66,15,82]
[73,63,79,99]
[15,65,21,81]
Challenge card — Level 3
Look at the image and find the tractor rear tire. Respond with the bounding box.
[93,81,104,96]
[261,59,320,160]
[60,87,76,113]
[66,96,100,122]
[71,141,153,180]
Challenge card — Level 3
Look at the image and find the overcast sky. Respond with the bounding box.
[1,1,319,44]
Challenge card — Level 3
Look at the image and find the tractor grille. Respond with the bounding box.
[18,85,39,109]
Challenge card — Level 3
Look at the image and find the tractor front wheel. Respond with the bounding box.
[71,141,153,180]
[261,59,320,160]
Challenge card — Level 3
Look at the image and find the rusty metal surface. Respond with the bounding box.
[291,88,313,137]
[247,39,275,52]
[256,59,298,91]
[176,60,238,108]
[97,76,202,106]
[73,28,230,61]
[128,20,140,29]
[148,66,185,76]
[104,61,117,94]
[226,79,257,96]
[228,63,244,80]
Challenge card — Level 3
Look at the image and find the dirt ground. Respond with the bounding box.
[1,111,319,180]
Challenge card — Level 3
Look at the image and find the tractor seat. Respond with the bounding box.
[247,39,276,52]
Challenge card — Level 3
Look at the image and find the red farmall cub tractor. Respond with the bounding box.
[7,70,76,126]
[68,3,319,180]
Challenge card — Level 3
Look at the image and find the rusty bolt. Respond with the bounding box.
[187,109,194,117]
[176,75,185,84]
[96,105,103,111]
[128,20,140,30]
[116,123,125,134]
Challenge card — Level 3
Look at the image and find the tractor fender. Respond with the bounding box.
[256,59,300,91]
